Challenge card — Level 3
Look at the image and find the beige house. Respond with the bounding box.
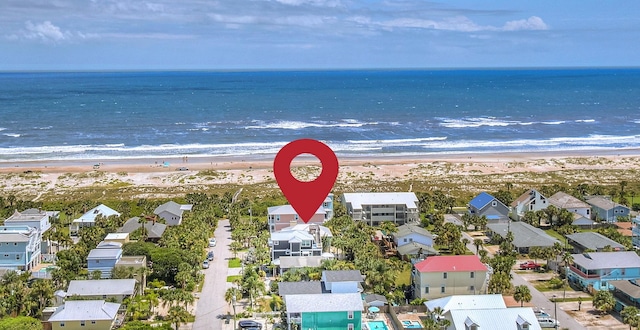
[66,279,136,302]
[47,300,120,330]
[267,205,326,232]
[103,232,130,244]
[413,255,488,299]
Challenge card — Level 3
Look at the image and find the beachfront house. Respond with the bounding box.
[153,201,193,226]
[87,241,123,279]
[393,224,438,259]
[70,204,120,236]
[510,189,548,221]
[467,192,509,222]
[267,205,326,232]
[486,221,560,254]
[425,294,541,330]
[47,300,120,330]
[66,279,137,302]
[547,192,591,219]
[284,292,364,330]
[0,225,41,271]
[567,251,640,291]
[586,196,630,222]
[566,232,626,253]
[412,255,489,299]
[342,192,420,226]
[118,216,167,242]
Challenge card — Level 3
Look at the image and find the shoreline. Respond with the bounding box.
[2,148,640,174]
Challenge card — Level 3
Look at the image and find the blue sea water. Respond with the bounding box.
[1,68,639,162]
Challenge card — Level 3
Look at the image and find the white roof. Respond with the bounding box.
[425,294,506,313]
[268,205,325,215]
[67,279,136,296]
[48,300,120,321]
[88,248,122,259]
[572,251,640,270]
[342,192,418,209]
[74,204,120,223]
[285,293,364,313]
[271,230,314,242]
[450,307,541,330]
[281,224,333,237]
[104,233,129,240]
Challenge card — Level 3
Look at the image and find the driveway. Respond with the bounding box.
[193,219,233,330]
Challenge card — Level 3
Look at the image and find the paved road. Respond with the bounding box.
[193,219,233,330]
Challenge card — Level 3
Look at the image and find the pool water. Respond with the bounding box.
[368,321,390,330]
[401,320,423,329]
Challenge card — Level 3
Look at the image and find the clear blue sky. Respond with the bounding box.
[1,0,638,71]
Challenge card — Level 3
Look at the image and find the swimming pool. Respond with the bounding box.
[368,320,390,330]
[401,320,423,329]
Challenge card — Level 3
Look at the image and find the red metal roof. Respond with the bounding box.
[415,255,487,273]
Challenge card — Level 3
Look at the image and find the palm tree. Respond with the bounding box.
[166,305,193,330]
[593,290,615,314]
[513,285,532,307]
[561,251,574,300]
[621,305,640,329]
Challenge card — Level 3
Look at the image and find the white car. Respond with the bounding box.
[537,318,559,328]
[209,238,217,247]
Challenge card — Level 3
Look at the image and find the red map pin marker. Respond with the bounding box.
[273,139,339,223]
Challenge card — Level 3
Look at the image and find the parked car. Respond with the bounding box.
[209,238,217,247]
[176,167,189,171]
[533,308,551,319]
[202,260,210,269]
[537,318,559,328]
[238,320,262,329]
[207,251,214,261]
[519,260,541,270]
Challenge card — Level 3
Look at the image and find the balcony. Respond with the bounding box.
[569,265,600,279]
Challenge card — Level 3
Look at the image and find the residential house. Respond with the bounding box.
[566,232,626,253]
[47,300,120,330]
[467,192,509,222]
[586,196,631,222]
[572,213,596,229]
[486,221,560,254]
[278,281,325,296]
[87,242,123,279]
[413,255,489,299]
[323,193,334,221]
[0,225,41,271]
[118,217,167,242]
[363,294,388,307]
[66,279,136,302]
[393,224,438,259]
[321,270,364,293]
[153,201,193,226]
[342,192,419,226]
[285,293,363,330]
[267,205,326,232]
[632,222,640,248]
[425,295,542,330]
[70,204,120,235]
[510,189,548,221]
[610,280,640,311]
[4,208,56,254]
[567,251,640,291]
[103,233,129,244]
[547,192,591,219]
[269,225,325,261]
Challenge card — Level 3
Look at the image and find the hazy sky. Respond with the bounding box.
[1,0,638,70]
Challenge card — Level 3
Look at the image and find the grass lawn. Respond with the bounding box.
[533,280,571,292]
[397,266,412,286]
[228,258,242,268]
[543,229,566,242]
[226,275,242,283]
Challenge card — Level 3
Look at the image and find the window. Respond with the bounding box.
[91,321,96,324]
[492,201,497,207]
[273,241,279,246]
[60,323,65,327]
[81,321,85,326]
[403,238,408,243]
[470,286,475,292]
[348,324,354,330]
[301,240,311,248]
[425,287,429,294]
[294,214,299,220]
[443,272,447,279]
[348,311,354,319]
[441,286,445,293]
[276,215,281,222]
[16,255,20,260]
[102,295,107,299]
[470,271,474,278]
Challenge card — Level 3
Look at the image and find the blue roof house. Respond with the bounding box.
[468,192,510,222]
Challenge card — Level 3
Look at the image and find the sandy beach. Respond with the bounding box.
[1,148,639,201]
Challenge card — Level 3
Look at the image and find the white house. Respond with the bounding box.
[510,189,548,221]
[4,208,56,254]
[342,192,419,225]
[70,204,120,235]
[321,270,364,293]
[154,201,193,226]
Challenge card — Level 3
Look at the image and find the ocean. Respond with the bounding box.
[1,68,639,162]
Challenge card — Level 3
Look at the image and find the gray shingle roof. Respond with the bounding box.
[610,280,640,299]
[118,217,167,239]
[322,270,363,282]
[572,251,640,270]
[566,232,625,251]
[278,281,324,296]
[285,293,364,313]
[48,300,120,321]
[548,192,590,209]
[67,279,136,296]
[395,224,433,239]
[586,196,627,211]
[364,294,388,304]
[487,222,560,248]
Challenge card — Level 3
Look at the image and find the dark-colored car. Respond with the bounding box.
[238,320,262,329]
[207,251,214,261]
